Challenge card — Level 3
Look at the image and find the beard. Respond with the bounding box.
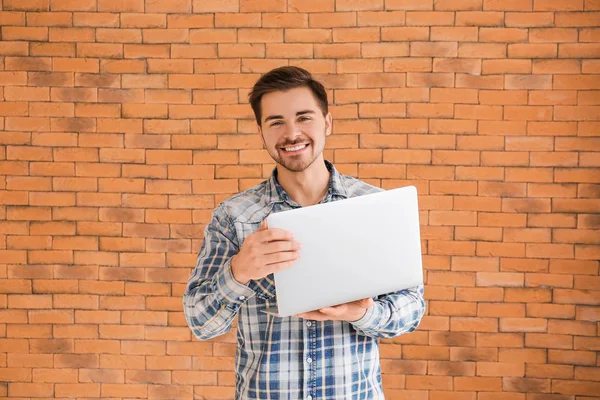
[267,134,325,173]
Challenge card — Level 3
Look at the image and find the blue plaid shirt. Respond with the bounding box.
[184,161,426,399]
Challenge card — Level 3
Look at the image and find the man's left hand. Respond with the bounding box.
[296,298,374,322]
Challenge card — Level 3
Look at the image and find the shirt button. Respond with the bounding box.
[307,357,313,364]
[238,295,245,300]
[306,321,312,327]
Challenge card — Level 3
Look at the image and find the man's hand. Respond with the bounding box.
[231,219,301,285]
[296,298,375,322]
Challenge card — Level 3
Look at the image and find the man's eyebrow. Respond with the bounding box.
[296,110,315,116]
[264,114,283,123]
[263,110,316,123]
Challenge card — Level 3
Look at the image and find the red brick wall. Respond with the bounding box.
[1,0,599,399]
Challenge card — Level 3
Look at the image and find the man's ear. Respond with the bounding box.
[325,112,333,137]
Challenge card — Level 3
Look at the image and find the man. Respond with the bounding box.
[183,66,426,399]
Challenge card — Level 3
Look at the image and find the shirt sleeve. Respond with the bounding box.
[350,284,426,339]
[183,204,255,340]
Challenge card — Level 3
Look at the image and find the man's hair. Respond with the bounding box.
[248,66,329,126]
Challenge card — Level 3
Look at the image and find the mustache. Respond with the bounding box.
[277,137,311,148]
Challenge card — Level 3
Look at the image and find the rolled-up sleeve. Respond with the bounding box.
[351,284,426,339]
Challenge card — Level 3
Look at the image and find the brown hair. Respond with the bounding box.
[248,66,328,126]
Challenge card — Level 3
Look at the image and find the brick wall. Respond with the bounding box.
[0,0,599,399]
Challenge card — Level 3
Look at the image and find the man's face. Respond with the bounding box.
[258,87,332,173]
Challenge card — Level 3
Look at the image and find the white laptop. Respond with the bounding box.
[263,185,424,318]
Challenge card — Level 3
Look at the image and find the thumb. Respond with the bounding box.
[359,298,375,308]
[259,218,268,230]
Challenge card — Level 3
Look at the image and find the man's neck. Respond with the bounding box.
[276,159,330,207]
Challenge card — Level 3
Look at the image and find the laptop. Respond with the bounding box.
[262,185,424,318]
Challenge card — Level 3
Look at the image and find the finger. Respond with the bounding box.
[255,228,294,243]
[262,240,301,255]
[296,311,329,321]
[319,305,346,317]
[263,250,299,266]
[262,259,298,276]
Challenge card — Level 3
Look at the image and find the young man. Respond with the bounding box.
[183,66,426,399]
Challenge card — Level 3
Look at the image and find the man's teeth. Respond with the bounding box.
[284,144,306,152]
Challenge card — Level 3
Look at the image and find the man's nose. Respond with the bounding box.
[284,121,301,139]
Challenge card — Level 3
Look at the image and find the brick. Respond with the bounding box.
[351,11,403,28]
[479,90,527,105]
[51,0,95,10]
[26,11,72,26]
[574,366,600,381]
[2,26,49,41]
[478,28,527,44]
[530,28,578,43]
[457,74,504,89]
[579,90,600,105]
[0,11,26,26]
[404,11,453,26]
[77,43,124,59]
[530,91,577,106]
[98,0,144,12]
[121,12,166,28]
[258,13,308,28]
[124,43,169,58]
[51,117,97,133]
[502,256,549,273]
[97,28,142,43]
[580,27,600,42]
[454,377,503,391]
[509,43,558,58]
[555,10,600,26]
[9,383,54,397]
[0,41,29,56]
[551,380,600,396]
[407,72,454,88]
[527,304,575,320]
[506,74,552,89]
[167,14,215,28]
[413,42,459,58]
[433,62,481,80]
[454,10,503,26]
[574,336,600,351]
[0,102,29,117]
[307,13,356,30]
[168,74,214,89]
[482,60,531,74]
[146,89,191,104]
[458,105,504,120]
[236,28,283,44]
[478,362,525,377]
[478,303,526,319]
[49,27,94,42]
[548,350,596,366]
[459,43,507,58]
[73,12,120,27]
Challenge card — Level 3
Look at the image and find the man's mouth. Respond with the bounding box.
[281,143,309,152]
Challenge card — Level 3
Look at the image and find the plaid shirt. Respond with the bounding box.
[184,161,426,400]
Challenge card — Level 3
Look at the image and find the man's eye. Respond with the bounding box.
[270,121,282,126]
[298,117,310,122]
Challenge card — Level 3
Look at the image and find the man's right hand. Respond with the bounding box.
[230,219,301,285]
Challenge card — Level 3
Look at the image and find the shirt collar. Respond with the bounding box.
[266,160,349,206]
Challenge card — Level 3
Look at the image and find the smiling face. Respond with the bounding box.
[258,86,332,173]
